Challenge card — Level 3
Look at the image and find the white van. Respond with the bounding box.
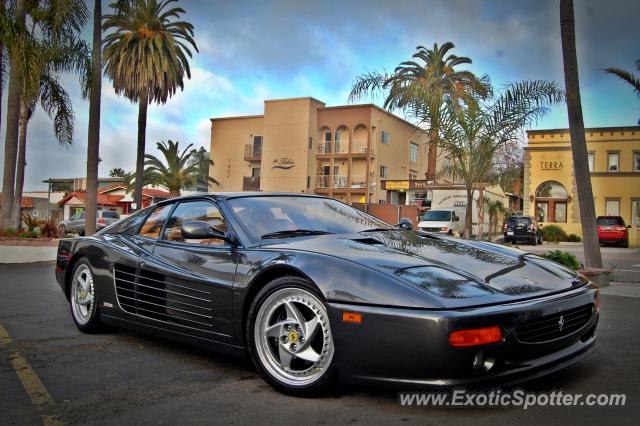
[418,208,465,236]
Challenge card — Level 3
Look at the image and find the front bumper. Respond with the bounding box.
[328,283,599,389]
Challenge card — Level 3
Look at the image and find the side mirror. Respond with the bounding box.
[394,218,413,231]
[181,220,235,244]
[453,216,460,222]
[627,225,632,229]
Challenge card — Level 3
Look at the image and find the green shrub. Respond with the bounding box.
[567,233,582,242]
[16,229,39,238]
[0,228,18,237]
[540,250,581,270]
[540,225,568,243]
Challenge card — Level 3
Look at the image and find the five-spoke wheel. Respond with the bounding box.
[247,277,336,395]
[70,259,102,332]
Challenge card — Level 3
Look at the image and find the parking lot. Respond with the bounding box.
[1,261,639,425]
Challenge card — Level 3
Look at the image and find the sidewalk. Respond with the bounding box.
[0,239,58,264]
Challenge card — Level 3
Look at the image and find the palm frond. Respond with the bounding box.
[604,65,640,97]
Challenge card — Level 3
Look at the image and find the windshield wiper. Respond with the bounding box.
[260,229,332,239]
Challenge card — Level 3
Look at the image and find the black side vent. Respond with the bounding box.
[350,238,384,245]
[113,264,214,330]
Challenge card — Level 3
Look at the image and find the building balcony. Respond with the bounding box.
[244,144,262,161]
[315,175,368,190]
[316,142,374,158]
[243,176,261,191]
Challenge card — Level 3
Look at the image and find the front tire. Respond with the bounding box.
[246,276,336,396]
[70,259,102,333]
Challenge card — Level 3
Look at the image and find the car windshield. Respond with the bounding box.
[101,211,119,219]
[228,196,391,238]
[422,210,452,221]
[597,217,624,226]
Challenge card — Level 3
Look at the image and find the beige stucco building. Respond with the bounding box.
[524,126,640,246]
[209,97,430,204]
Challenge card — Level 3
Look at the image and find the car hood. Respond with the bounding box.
[418,220,451,228]
[261,231,589,308]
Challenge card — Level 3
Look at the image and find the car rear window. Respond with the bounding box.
[101,211,119,219]
[597,217,624,226]
[507,217,531,225]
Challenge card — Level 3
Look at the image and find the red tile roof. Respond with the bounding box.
[58,192,123,207]
[0,194,34,208]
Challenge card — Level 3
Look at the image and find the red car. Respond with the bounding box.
[597,216,630,248]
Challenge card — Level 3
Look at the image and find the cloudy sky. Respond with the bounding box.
[2,0,639,190]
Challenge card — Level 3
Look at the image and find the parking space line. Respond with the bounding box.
[0,323,62,426]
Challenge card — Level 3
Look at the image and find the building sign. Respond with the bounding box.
[383,180,410,191]
[540,161,563,170]
[272,158,295,170]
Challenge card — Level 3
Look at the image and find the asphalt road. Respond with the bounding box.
[1,262,639,425]
[518,244,640,282]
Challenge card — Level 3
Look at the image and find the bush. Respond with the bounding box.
[39,218,62,238]
[540,250,581,270]
[540,225,569,243]
[20,213,40,231]
[0,228,18,237]
[16,229,39,238]
[567,233,582,242]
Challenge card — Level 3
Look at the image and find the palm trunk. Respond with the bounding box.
[1,0,26,229]
[477,187,485,240]
[85,0,102,236]
[560,0,602,268]
[426,127,438,181]
[169,190,181,198]
[134,92,148,211]
[11,101,28,229]
[464,187,473,238]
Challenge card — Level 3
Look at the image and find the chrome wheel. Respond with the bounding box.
[254,287,334,387]
[71,263,95,326]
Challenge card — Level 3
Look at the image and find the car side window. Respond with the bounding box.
[163,201,229,246]
[138,204,172,239]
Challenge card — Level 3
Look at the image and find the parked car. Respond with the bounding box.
[503,215,542,245]
[56,193,598,395]
[418,208,464,235]
[58,210,120,235]
[597,216,630,247]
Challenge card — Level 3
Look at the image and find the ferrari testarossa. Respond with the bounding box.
[55,193,598,395]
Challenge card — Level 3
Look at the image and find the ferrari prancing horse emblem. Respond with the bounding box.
[558,315,565,331]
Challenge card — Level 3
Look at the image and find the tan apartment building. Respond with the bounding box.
[209,97,430,204]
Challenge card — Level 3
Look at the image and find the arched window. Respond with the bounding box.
[534,181,568,223]
[535,181,568,198]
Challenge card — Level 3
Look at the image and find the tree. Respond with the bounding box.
[604,59,640,97]
[349,42,489,182]
[103,0,198,211]
[8,0,91,228]
[560,0,602,268]
[0,0,26,229]
[144,140,218,198]
[439,81,565,237]
[85,0,103,235]
[188,146,216,192]
[109,167,126,177]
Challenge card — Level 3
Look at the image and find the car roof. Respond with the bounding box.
[156,192,328,203]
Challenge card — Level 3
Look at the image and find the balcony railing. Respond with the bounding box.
[349,176,367,189]
[244,144,262,161]
[316,175,359,189]
[316,142,373,156]
[316,175,331,188]
[243,176,260,191]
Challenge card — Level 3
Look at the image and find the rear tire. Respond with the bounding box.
[621,238,629,248]
[246,276,337,396]
[70,259,103,333]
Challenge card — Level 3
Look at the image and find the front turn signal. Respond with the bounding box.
[449,326,502,347]
[342,312,362,324]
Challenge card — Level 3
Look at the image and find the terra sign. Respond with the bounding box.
[272,158,295,170]
[540,161,564,170]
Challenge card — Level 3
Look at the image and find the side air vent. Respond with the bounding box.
[114,264,213,330]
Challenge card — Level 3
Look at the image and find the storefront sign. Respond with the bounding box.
[383,180,410,191]
[272,158,295,170]
[540,161,563,170]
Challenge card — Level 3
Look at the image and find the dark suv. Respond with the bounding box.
[503,216,542,245]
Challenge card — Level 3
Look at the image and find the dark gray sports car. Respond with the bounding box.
[55,193,599,395]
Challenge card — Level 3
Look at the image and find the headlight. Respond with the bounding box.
[395,266,493,298]
[440,226,448,231]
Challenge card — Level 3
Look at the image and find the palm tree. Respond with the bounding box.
[103,0,198,211]
[9,1,91,227]
[0,0,26,229]
[144,140,218,198]
[559,0,602,268]
[349,42,489,181]
[439,81,565,237]
[85,0,103,236]
[109,167,126,177]
[604,59,640,98]
[188,146,214,192]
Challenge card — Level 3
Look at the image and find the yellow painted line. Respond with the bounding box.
[0,323,63,426]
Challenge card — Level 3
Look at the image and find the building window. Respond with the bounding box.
[410,143,418,163]
[605,199,620,216]
[308,137,312,149]
[381,131,390,145]
[409,173,417,180]
[307,176,310,188]
[253,135,263,146]
[534,181,568,223]
[632,200,640,225]
[324,131,331,142]
[379,165,388,178]
[588,152,594,172]
[378,200,386,204]
[634,152,640,172]
[607,152,619,172]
